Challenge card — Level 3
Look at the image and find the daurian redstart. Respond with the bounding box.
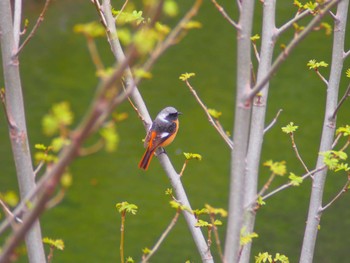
[138,107,181,170]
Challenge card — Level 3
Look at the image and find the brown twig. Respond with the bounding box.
[331,82,350,120]
[321,174,350,212]
[15,0,52,56]
[263,109,283,134]
[289,132,310,174]
[141,210,181,263]
[261,165,327,201]
[184,79,234,149]
[211,0,239,29]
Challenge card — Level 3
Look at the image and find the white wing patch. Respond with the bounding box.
[160,132,170,138]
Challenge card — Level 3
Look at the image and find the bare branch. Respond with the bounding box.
[321,176,350,212]
[315,69,329,85]
[276,8,311,36]
[289,132,310,174]
[263,109,283,134]
[184,79,234,149]
[211,0,239,29]
[141,210,181,263]
[15,0,52,56]
[331,82,350,119]
[245,0,342,102]
[261,165,327,201]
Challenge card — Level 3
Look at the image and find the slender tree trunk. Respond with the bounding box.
[299,1,349,262]
[0,1,46,262]
[239,0,276,262]
[224,1,255,262]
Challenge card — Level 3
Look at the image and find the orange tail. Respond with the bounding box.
[138,148,155,170]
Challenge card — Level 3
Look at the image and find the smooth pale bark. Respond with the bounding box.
[299,1,349,262]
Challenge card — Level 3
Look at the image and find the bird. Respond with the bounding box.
[138,107,181,170]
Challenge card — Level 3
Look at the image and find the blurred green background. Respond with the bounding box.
[1,0,350,262]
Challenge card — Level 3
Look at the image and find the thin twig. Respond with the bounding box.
[179,160,189,177]
[263,109,283,134]
[257,173,276,197]
[209,214,225,263]
[276,8,311,36]
[115,0,130,21]
[211,0,239,29]
[261,165,327,201]
[245,0,341,102]
[289,132,310,173]
[321,175,350,212]
[184,79,234,149]
[15,0,52,56]
[315,69,329,85]
[0,199,22,228]
[141,210,181,263]
[331,82,350,119]
[87,37,105,72]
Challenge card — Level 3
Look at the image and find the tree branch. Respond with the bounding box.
[211,0,239,29]
[224,1,255,262]
[98,1,213,262]
[183,79,233,149]
[0,1,46,262]
[15,0,52,56]
[300,1,349,262]
[245,0,342,102]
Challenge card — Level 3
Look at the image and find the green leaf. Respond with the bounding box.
[60,172,73,189]
[281,122,298,134]
[289,173,303,186]
[346,69,350,78]
[142,247,151,255]
[0,191,19,207]
[204,204,228,217]
[307,59,328,70]
[183,20,202,30]
[208,108,222,119]
[293,0,303,9]
[240,228,259,245]
[250,34,260,41]
[304,1,317,11]
[263,160,287,176]
[134,28,158,55]
[114,10,144,26]
[183,152,202,161]
[169,200,192,213]
[335,163,350,172]
[320,22,332,35]
[73,21,105,38]
[195,219,212,228]
[100,122,119,152]
[165,188,173,196]
[179,72,195,81]
[257,196,266,206]
[155,22,171,39]
[336,125,350,136]
[51,137,70,152]
[116,202,138,215]
[34,144,47,151]
[163,0,179,17]
[42,237,65,250]
[255,252,272,263]
[320,150,348,171]
[126,257,135,263]
[42,102,74,136]
[274,253,290,263]
[213,219,223,226]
